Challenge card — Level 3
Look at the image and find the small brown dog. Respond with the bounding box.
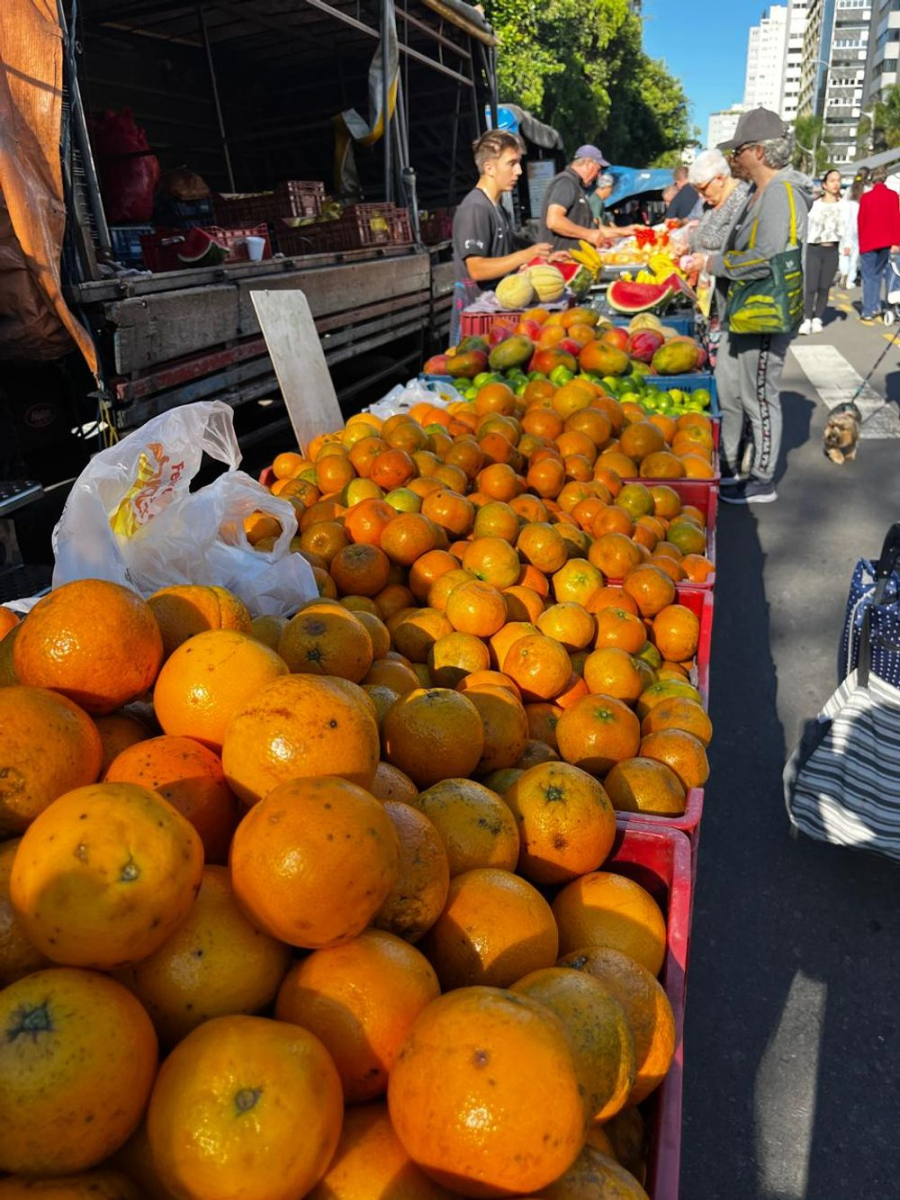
[823,401,861,464]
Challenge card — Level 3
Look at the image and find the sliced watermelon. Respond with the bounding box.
[607,279,675,314]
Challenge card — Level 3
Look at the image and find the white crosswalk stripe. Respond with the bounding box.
[790,344,900,439]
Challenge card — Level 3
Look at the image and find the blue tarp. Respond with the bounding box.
[605,166,675,207]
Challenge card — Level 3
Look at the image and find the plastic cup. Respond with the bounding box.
[244,236,266,262]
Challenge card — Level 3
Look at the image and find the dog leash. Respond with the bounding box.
[847,321,900,406]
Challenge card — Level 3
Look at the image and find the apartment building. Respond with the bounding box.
[863,0,900,110]
[783,1,810,119]
[744,6,791,111]
[707,105,749,148]
[798,0,871,164]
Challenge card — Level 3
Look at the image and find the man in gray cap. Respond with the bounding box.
[684,106,812,505]
[539,146,622,251]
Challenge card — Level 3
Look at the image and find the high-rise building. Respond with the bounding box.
[707,105,749,149]
[744,6,791,112]
[783,1,810,120]
[863,0,900,115]
[799,0,872,165]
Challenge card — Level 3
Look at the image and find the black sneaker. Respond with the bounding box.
[719,467,743,488]
[720,478,777,505]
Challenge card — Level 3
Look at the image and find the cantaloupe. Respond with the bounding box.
[496,274,535,311]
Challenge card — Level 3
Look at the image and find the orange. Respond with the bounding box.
[10,781,203,969]
[583,647,647,704]
[489,620,540,672]
[510,967,636,1122]
[387,986,585,1196]
[383,687,485,787]
[0,1171,143,1198]
[553,871,667,974]
[421,867,558,991]
[315,452,355,495]
[427,567,474,612]
[615,482,654,519]
[364,657,420,695]
[0,686,102,836]
[91,711,154,779]
[473,499,522,542]
[622,563,676,617]
[0,968,157,1176]
[537,1145,650,1199]
[537,602,596,651]
[666,521,706,556]
[587,585,639,616]
[619,421,665,461]
[594,607,647,654]
[445,579,508,638]
[639,728,710,789]
[388,606,454,664]
[0,624,21,685]
[461,537,521,589]
[652,603,700,662]
[555,694,641,775]
[560,945,676,1106]
[330,542,392,595]
[408,549,459,602]
[464,685,530,775]
[517,522,567,573]
[373,801,450,944]
[0,838,50,987]
[147,1015,342,1200]
[369,760,418,802]
[119,864,291,1048]
[343,496,395,544]
[428,631,491,688]
[221,674,380,802]
[681,552,715,583]
[516,739,561,769]
[603,756,686,815]
[306,1102,454,1200]
[524,701,564,749]
[589,531,643,579]
[354,610,391,659]
[0,607,20,640]
[299,519,349,564]
[148,585,252,659]
[249,614,290,650]
[597,1108,647,1181]
[552,558,604,608]
[153,629,288,752]
[636,678,703,721]
[641,696,713,746]
[277,607,373,682]
[503,632,572,701]
[639,450,686,479]
[421,489,475,538]
[231,775,399,948]
[105,734,240,864]
[457,670,522,701]
[13,580,162,715]
[504,760,616,884]
[276,929,439,1103]
[379,514,437,567]
[412,777,519,876]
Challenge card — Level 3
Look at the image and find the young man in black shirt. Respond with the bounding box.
[539,146,624,252]
[452,130,552,290]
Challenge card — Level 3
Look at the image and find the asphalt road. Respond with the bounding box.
[681,287,900,1200]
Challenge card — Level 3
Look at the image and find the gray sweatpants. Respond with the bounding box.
[714,329,792,483]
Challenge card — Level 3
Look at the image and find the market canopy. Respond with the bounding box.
[605,166,675,207]
[490,104,565,152]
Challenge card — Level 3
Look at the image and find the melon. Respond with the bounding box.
[628,313,663,334]
[607,279,675,314]
[496,273,535,311]
[528,264,567,303]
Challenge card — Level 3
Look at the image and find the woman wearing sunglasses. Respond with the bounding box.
[683,107,812,505]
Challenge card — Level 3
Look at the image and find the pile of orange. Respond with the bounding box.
[0,349,721,1197]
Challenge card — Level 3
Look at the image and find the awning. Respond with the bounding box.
[492,103,564,152]
[842,146,900,176]
[605,166,675,207]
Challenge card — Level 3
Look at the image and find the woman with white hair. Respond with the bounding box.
[684,108,812,505]
[686,150,750,320]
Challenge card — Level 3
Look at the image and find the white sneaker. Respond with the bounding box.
[811,317,823,334]
[799,318,812,335]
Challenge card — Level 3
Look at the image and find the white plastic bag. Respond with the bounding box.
[52,400,316,615]
[366,377,465,421]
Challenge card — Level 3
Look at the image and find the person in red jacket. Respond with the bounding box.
[857,165,900,322]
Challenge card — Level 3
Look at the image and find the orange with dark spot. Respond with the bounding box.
[330,543,392,596]
[373,801,450,944]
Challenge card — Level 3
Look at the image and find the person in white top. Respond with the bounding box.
[839,174,865,290]
[800,168,843,335]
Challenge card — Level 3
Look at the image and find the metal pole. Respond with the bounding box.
[489,46,499,130]
[448,81,462,206]
[198,6,236,191]
[382,0,393,203]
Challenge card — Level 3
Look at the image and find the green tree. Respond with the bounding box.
[484,0,690,164]
[857,86,900,156]
[792,114,832,174]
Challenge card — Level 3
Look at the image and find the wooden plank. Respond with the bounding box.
[250,290,343,454]
[111,284,239,374]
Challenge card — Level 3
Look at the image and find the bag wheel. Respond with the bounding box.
[883,310,895,327]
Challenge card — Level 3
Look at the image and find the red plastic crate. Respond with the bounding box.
[674,585,713,708]
[213,181,324,225]
[605,826,691,1200]
[139,224,270,271]
[459,310,523,338]
[614,788,704,842]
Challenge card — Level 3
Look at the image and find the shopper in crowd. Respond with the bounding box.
[800,167,843,335]
[452,129,551,290]
[539,146,621,251]
[686,150,750,319]
[857,165,900,323]
[589,173,615,226]
[839,174,865,289]
[684,107,812,505]
[664,165,704,221]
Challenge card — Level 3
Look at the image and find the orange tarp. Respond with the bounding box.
[0,0,97,373]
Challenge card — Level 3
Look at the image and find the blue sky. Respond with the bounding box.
[641,0,764,142]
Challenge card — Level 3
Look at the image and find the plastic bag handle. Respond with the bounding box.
[875,523,900,581]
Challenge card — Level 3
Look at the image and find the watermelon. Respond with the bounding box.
[607,279,675,314]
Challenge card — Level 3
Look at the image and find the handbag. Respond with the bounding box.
[784,528,900,861]
[837,523,900,687]
[724,179,804,335]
